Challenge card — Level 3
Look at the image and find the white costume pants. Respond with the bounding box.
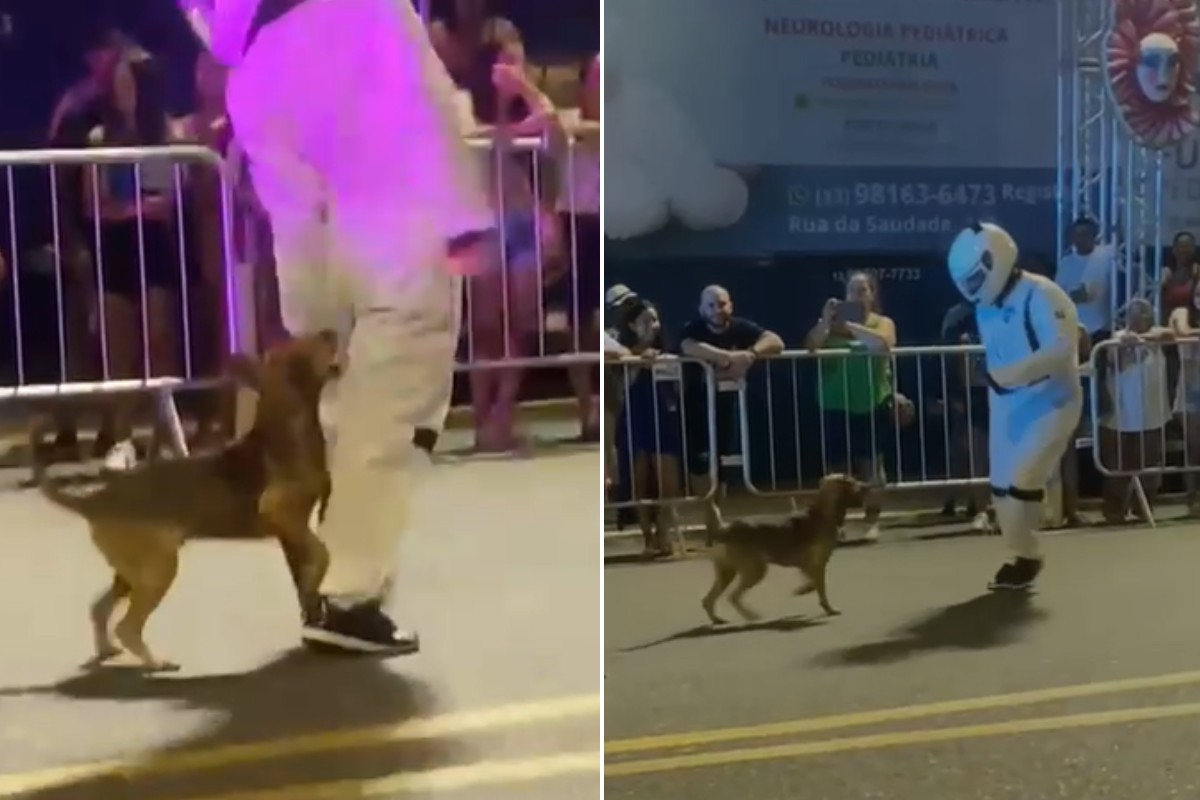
[226,0,485,604]
[989,385,1083,560]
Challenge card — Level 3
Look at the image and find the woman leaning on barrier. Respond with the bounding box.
[458,46,565,452]
[804,270,898,543]
[613,296,684,559]
[81,51,183,470]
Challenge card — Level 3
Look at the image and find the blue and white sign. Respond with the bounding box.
[606,0,1061,254]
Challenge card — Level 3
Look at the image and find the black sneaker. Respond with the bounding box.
[413,428,439,455]
[302,598,420,655]
[988,557,1043,591]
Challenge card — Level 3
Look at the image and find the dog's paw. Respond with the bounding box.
[794,583,815,596]
[141,660,181,674]
[822,607,842,617]
[81,646,123,670]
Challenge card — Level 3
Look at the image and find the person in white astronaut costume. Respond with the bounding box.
[178,0,495,653]
[947,222,1083,590]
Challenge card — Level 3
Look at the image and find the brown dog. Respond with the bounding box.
[30,331,340,672]
[701,474,865,625]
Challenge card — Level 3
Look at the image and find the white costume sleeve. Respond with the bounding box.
[991,280,1080,389]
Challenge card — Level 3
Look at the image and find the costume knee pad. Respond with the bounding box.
[992,487,1044,560]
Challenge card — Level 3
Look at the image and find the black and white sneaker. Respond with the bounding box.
[302,598,420,655]
[988,557,1043,591]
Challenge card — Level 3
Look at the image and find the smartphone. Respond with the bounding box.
[836,300,867,325]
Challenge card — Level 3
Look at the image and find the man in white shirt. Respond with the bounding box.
[1053,215,1114,524]
[178,0,495,655]
[1055,216,1114,342]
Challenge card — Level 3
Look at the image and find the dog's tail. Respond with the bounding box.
[28,416,97,515]
[703,497,726,547]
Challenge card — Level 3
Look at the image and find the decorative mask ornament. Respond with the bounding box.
[1106,0,1200,148]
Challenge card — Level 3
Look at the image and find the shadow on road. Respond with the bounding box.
[813,593,1048,667]
[0,650,467,799]
[619,614,826,653]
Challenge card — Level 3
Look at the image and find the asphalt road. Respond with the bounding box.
[605,523,1200,798]
[0,423,602,800]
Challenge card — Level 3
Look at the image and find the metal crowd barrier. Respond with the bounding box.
[456,129,601,372]
[0,145,240,456]
[1087,335,1200,526]
[603,356,718,524]
[723,346,996,497]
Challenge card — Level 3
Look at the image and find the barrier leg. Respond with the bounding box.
[1130,476,1156,528]
[155,389,189,459]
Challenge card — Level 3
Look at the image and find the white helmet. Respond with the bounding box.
[947,222,1019,305]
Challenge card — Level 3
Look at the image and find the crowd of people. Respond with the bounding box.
[606,218,1200,559]
[0,0,601,468]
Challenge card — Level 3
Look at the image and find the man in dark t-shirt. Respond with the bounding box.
[678,285,783,494]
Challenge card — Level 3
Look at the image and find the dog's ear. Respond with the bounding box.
[226,353,263,391]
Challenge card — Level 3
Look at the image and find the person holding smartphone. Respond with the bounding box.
[805,271,898,542]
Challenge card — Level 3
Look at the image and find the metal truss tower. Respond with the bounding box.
[1058,0,1164,314]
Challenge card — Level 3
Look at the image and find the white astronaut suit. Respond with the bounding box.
[947,223,1083,589]
[180,0,494,653]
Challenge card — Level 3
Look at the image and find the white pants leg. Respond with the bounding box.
[989,387,1083,560]
[226,0,480,606]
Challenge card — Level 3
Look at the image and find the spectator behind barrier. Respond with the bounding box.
[1056,216,1114,345]
[1100,298,1172,523]
[446,40,565,453]
[1163,230,1198,316]
[1054,216,1113,527]
[614,297,684,558]
[41,73,107,458]
[81,39,183,471]
[937,300,992,531]
[172,49,234,446]
[804,270,897,542]
[1168,280,1200,516]
[430,0,526,117]
[552,53,602,442]
[679,284,783,505]
[603,284,638,493]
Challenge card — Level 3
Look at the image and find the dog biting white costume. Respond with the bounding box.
[947,223,1083,589]
[179,0,493,652]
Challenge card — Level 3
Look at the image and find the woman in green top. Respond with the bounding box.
[804,271,898,541]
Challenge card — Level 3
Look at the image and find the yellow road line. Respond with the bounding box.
[606,700,1200,778]
[0,694,600,797]
[606,667,1200,754]
[182,751,601,799]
